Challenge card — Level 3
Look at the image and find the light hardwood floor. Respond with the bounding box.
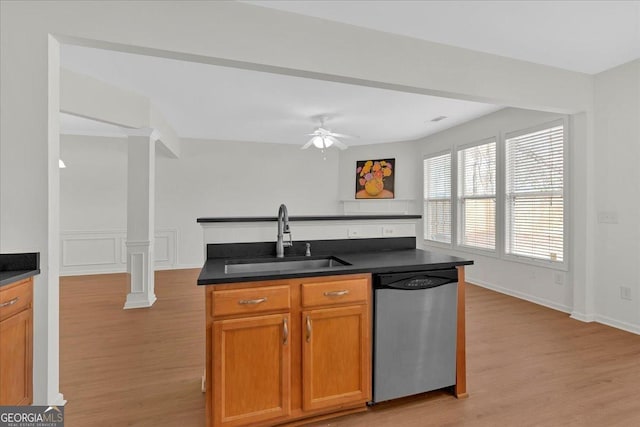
[60,270,640,427]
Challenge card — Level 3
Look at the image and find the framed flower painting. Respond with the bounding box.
[355,158,395,199]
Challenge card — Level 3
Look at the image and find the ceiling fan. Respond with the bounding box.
[301,116,351,151]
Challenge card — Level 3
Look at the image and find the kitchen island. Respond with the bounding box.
[198,233,472,427]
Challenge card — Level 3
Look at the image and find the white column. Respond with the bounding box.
[124,128,160,309]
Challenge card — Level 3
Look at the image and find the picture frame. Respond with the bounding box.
[355,158,395,199]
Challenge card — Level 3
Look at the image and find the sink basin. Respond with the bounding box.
[224,256,351,274]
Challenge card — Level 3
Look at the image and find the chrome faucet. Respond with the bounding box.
[276,204,293,258]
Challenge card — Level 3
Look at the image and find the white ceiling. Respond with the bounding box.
[60,44,502,145]
[60,1,639,146]
[244,0,640,75]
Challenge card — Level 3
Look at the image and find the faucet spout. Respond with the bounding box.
[276,204,293,258]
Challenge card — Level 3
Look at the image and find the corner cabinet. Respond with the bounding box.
[205,274,371,427]
[0,277,33,406]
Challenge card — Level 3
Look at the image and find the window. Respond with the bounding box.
[458,141,496,250]
[423,119,567,268]
[424,153,451,243]
[505,124,564,262]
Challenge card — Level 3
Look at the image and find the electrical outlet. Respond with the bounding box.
[347,228,360,238]
[598,211,619,224]
[553,272,565,285]
[620,286,632,301]
[382,226,395,236]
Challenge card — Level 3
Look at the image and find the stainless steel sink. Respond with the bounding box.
[224,256,351,274]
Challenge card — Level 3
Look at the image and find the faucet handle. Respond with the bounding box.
[284,232,293,248]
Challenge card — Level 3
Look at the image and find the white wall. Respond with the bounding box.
[157,138,341,266]
[60,135,127,230]
[593,60,640,331]
[65,99,640,334]
[338,140,421,208]
[59,137,342,272]
[338,108,577,313]
[1,0,595,405]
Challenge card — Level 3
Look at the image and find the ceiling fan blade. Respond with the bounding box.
[327,136,348,150]
[301,138,314,150]
[329,132,354,139]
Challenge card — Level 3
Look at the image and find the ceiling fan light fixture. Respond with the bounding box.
[312,136,333,149]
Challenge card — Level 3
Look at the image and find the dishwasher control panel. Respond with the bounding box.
[374,268,458,290]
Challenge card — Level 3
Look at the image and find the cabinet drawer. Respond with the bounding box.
[212,285,290,318]
[302,278,368,308]
[0,278,32,322]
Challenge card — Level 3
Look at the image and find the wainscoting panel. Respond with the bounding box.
[60,229,177,276]
[62,237,117,267]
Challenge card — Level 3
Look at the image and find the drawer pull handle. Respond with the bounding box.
[306,315,312,343]
[0,297,19,308]
[323,290,349,297]
[238,297,267,305]
[283,318,289,345]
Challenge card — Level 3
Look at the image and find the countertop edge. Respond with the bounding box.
[197,260,473,286]
[197,215,421,223]
[0,269,41,287]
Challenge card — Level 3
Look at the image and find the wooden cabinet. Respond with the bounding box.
[213,314,291,427]
[0,277,33,406]
[302,305,370,411]
[300,277,370,412]
[206,273,371,427]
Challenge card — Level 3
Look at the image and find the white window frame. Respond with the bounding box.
[501,118,568,271]
[456,137,497,254]
[423,150,453,247]
[422,118,569,272]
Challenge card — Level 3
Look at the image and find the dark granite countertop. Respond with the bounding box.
[0,253,40,287]
[197,238,472,285]
[197,215,421,223]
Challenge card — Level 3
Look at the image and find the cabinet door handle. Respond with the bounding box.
[237,297,267,305]
[0,297,19,308]
[306,315,312,343]
[323,290,349,297]
[283,318,289,345]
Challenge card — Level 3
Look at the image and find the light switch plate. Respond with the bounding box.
[598,211,619,224]
[620,286,632,300]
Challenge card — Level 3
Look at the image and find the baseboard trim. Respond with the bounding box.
[467,276,572,314]
[469,278,640,336]
[124,293,157,309]
[156,264,203,271]
[570,312,595,322]
[594,314,640,335]
[59,264,203,277]
[60,267,126,276]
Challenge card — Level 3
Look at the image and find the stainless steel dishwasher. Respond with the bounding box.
[372,268,458,403]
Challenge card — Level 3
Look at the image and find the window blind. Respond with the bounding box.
[458,141,496,250]
[424,153,451,243]
[505,125,564,262]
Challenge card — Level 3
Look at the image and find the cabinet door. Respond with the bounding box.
[213,313,291,427]
[0,308,33,405]
[302,305,371,412]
